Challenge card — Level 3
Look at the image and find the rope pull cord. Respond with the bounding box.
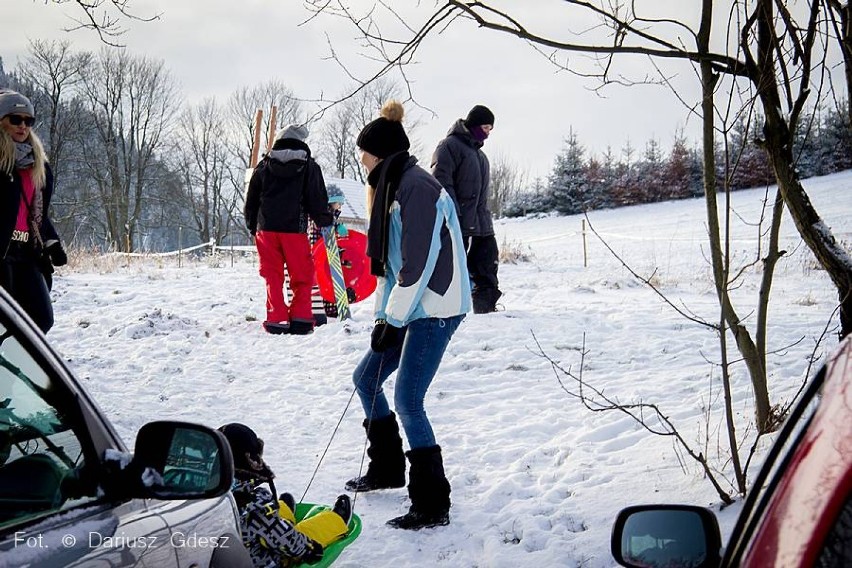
[299,350,386,515]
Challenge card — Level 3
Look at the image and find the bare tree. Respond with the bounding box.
[172,98,237,245]
[315,77,404,182]
[732,2,849,340]
[17,40,90,182]
[317,99,362,181]
[77,48,179,251]
[488,151,527,218]
[222,81,305,240]
[826,1,852,124]
[227,81,304,171]
[15,40,91,243]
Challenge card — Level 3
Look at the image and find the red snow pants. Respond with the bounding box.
[255,231,315,324]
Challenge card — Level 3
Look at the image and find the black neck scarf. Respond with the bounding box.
[366,151,409,277]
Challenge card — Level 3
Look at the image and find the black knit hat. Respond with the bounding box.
[218,423,265,472]
[356,100,410,159]
[464,105,495,128]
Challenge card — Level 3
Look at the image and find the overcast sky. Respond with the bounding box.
[2,1,712,181]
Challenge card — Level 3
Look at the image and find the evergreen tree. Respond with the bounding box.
[819,102,852,173]
[503,177,551,217]
[597,146,618,209]
[610,140,638,206]
[547,131,588,214]
[792,108,822,178]
[584,157,609,210]
[727,115,774,189]
[662,132,695,200]
[635,138,663,202]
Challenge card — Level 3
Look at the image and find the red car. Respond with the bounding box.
[611,335,852,567]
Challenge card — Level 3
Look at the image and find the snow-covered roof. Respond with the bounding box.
[325,177,367,221]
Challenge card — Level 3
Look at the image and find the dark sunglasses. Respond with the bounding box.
[6,115,35,127]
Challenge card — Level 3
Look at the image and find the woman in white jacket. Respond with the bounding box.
[344,100,471,531]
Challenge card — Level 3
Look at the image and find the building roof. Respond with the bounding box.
[325,177,367,221]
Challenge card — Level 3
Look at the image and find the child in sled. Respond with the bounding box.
[219,423,352,567]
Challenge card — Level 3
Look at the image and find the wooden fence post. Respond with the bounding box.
[250,109,263,168]
[266,105,278,153]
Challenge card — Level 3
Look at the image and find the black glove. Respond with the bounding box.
[47,242,67,267]
[302,538,324,564]
[371,320,405,352]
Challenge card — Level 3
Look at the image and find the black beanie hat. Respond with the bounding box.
[464,104,495,128]
[218,423,264,472]
[356,100,410,159]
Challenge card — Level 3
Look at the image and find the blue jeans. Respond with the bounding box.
[353,315,464,449]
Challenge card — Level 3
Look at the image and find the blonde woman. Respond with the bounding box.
[345,100,471,530]
[0,90,66,333]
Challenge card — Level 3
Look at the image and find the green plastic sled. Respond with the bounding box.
[293,502,362,568]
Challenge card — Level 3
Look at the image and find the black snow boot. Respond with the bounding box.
[288,319,314,335]
[345,413,406,492]
[278,492,296,513]
[332,494,353,525]
[263,321,290,334]
[386,445,450,530]
[472,289,502,314]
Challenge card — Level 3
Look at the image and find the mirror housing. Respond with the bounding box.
[112,421,234,500]
[611,504,722,568]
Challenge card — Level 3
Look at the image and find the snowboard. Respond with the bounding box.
[319,225,352,320]
[313,229,376,317]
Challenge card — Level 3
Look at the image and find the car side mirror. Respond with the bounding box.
[611,504,722,568]
[128,421,234,500]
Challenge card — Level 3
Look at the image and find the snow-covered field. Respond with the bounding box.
[48,170,851,567]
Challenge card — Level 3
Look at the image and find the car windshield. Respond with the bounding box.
[0,325,95,528]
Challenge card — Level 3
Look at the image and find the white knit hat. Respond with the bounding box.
[274,124,309,143]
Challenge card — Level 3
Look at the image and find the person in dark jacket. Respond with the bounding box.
[218,423,352,568]
[0,90,67,333]
[245,125,334,335]
[431,104,502,313]
[345,100,471,531]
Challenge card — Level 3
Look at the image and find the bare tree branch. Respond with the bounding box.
[583,214,717,330]
[533,331,735,504]
[49,0,160,46]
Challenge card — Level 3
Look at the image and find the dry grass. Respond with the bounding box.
[62,246,221,273]
[499,236,534,264]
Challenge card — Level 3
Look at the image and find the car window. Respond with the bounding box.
[0,325,98,528]
[817,495,852,567]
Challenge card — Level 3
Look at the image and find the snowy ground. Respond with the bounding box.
[48,170,851,567]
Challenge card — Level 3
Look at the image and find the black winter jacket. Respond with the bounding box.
[431,119,494,238]
[244,140,333,235]
[1,162,60,261]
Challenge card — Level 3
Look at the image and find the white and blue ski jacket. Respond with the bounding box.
[373,159,471,327]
